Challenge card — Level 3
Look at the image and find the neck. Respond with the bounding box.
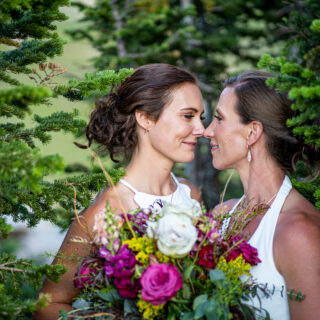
[124,146,176,196]
[237,158,285,208]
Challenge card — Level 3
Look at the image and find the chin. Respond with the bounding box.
[176,152,195,163]
[212,159,225,170]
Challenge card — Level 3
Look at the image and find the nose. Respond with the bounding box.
[204,120,215,139]
[193,119,205,137]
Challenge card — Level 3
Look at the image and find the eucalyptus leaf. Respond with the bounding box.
[98,289,122,302]
[193,294,208,311]
[194,301,207,319]
[124,298,139,315]
[203,300,217,319]
[209,269,226,281]
[180,312,194,320]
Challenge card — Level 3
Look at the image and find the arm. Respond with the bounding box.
[34,189,122,320]
[275,210,320,320]
[33,209,94,320]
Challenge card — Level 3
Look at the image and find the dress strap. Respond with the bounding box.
[118,179,138,194]
[120,172,178,195]
[170,172,179,186]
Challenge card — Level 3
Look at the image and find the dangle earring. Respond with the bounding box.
[247,144,252,163]
[144,128,149,134]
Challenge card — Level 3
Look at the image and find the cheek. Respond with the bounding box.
[217,124,247,152]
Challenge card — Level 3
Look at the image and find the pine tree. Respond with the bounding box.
[258,0,320,209]
[0,1,131,318]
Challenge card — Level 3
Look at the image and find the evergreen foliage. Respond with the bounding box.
[258,0,320,209]
[0,1,128,318]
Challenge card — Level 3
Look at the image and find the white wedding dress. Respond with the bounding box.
[119,172,201,210]
[222,176,292,320]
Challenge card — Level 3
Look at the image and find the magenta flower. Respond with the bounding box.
[226,235,261,266]
[102,244,139,299]
[73,262,97,289]
[140,263,183,305]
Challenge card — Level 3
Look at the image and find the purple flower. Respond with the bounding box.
[73,261,97,289]
[98,246,112,259]
[226,235,261,266]
[103,244,139,299]
[140,263,183,305]
[121,209,154,234]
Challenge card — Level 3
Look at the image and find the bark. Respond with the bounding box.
[111,0,127,58]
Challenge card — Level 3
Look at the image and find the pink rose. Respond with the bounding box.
[140,263,183,305]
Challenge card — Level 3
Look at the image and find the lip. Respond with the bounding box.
[210,144,219,152]
[182,141,197,147]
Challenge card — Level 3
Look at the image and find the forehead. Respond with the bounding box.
[163,82,204,112]
[216,86,237,115]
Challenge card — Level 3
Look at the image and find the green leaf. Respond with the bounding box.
[209,269,226,281]
[193,294,208,311]
[180,312,194,320]
[183,264,195,280]
[182,283,192,300]
[203,300,217,319]
[194,301,207,319]
[98,289,122,302]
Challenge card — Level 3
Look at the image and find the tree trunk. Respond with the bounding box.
[111,0,126,58]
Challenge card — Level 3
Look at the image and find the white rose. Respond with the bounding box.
[147,213,197,258]
[161,202,202,224]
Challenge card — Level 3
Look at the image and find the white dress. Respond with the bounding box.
[119,172,201,210]
[222,176,292,320]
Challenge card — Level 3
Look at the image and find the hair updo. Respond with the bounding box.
[85,63,197,162]
[224,70,319,174]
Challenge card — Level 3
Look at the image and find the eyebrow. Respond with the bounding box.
[180,107,203,113]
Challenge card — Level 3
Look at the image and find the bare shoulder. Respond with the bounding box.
[274,192,320,318]
[274,190,320,273]
[82,184,136,227]
[178,178,202,202]
[211,198,240,216]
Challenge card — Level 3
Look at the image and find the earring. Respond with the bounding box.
[247,144,252,162]
[144,128,149,134]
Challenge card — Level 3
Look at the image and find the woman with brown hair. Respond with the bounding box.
[34,63,205,319]
[205,70,320,319]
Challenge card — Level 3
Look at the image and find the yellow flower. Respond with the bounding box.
[155,250,170,263]
[217,255,251,280]
[136,251,149,264]
[137,298,164,320]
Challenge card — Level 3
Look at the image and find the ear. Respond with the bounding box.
[247,121,263,146]
[135,110,154,131]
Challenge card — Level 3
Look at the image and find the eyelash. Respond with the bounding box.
[214,115,223,121]
[184,114,206,121]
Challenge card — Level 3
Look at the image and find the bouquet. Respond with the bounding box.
[64,199,272,320]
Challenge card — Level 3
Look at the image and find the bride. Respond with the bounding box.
[34,63,205,319]
[205,70,320,319]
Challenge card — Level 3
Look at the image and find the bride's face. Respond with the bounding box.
[204,87,250,170]
[147,82,205,163]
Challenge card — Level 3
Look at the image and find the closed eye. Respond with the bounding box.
[214,115,223,121]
